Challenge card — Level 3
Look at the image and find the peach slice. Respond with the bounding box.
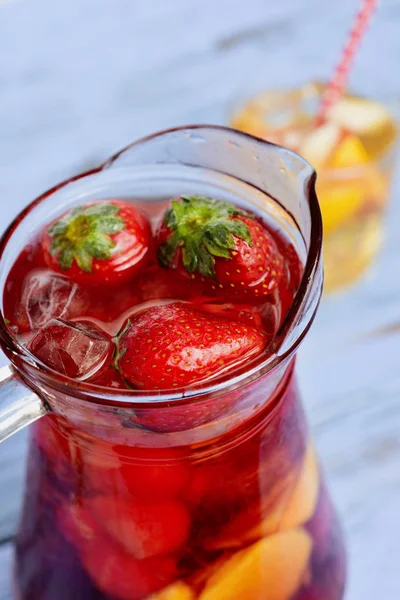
[205,443,319,552]
[199,528,312,600]
[232,442,319,543]
[326,97,396,157]
[189,552,236,591]
[279,444,319,530]
[327,97,391,137]
[205,468,299,550]
[207,502,281,550]
[147,582,195,599]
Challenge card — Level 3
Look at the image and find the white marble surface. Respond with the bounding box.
[1,0,400,598]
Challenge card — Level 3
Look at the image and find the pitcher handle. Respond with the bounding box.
[0,364,47,442]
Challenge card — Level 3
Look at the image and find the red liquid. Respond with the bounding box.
[5,197,346,600]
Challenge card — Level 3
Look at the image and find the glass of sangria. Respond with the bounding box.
[231,82,398,292]
[0,125,345,600]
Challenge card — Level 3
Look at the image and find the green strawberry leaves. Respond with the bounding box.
[158,195,253,279]
[59,245,75,270]
[48,203,126,273]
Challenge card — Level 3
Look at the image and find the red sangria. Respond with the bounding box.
[0,127,345,599]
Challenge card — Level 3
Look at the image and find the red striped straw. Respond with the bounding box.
[316,0,378,125]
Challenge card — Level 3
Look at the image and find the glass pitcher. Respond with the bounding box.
[0,126,346,600]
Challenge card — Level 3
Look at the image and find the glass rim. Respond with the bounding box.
[0,124,323,408]
[229,83,399,179]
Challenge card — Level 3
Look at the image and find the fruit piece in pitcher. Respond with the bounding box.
[28,318,113,380]
[147,582,195,599]
[58,504,177,600]
[116,302,267,391]
[42,200,151,285]
[86,445,191,500]
[279,443,320,530]
[205,467,299,551]
[199,529,312,600]
[14,269,89,333]
[157,196,284,299]
[89,496,190,559]
[212,441,319,548]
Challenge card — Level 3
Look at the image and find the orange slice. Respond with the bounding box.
[329,133,369,168]
[147,582,195,599]
[199,529,312,600]
[318,178,364,236]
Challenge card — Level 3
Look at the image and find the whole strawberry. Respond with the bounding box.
[156,196,284,299]
[42,200,151,285]
[115,302,266,391]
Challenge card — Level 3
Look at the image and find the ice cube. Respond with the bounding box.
[300,122,342,168]
[15,270,89,332]
[28,319,113,380]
